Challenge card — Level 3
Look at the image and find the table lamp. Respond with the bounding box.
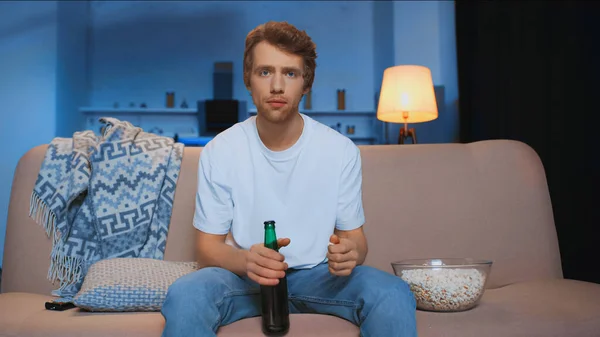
[377,65,438,144]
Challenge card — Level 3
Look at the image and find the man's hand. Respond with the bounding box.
[246,238,291,286]
[327,234,359,276]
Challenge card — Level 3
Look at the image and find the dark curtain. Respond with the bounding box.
[455,1,598,284]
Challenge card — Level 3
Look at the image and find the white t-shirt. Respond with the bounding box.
[193,113,365,269]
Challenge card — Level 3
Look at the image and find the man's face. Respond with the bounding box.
[249,41,309,124]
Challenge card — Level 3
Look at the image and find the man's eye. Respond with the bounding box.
[260,70,270,76]
[287,72,296,77]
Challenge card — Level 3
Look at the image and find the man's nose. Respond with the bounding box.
[270,73,285,93]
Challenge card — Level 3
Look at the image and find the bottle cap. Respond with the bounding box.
[264,220,276,227]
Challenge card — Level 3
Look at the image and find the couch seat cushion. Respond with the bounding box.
[416,278,600,337]
[0,292,358,337]
[3,278,598,337]
[0,292,164,337]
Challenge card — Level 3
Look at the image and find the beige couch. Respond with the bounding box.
[2,139,600,337]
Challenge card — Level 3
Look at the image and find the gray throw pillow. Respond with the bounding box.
[73,257,198,312]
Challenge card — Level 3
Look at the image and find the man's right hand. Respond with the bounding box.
[246,238,291,286]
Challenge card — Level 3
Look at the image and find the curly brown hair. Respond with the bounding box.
[243,21,317,92]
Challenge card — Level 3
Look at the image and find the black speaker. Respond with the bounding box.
[198,99,244,136]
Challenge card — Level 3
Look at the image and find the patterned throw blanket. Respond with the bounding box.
[29,117,184,302]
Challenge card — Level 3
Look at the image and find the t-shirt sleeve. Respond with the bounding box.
[193,145,233,235]
[336,141,366,231]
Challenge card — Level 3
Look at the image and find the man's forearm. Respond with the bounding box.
[197,241,249,277]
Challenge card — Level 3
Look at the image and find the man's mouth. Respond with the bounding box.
[267,99,287,108]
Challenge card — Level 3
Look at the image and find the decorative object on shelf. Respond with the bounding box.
[166,92,175,108]
[113,102,119,109]
[129,102,135,108]
[329,122,342,133]
[180,99,188,109]
[337,89,346,110]
[346,125,355,135]
[304,90,312,110]
[377,65,438,144]
[140,103,147,108]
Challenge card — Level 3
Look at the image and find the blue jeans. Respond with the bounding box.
[161,263,417,337]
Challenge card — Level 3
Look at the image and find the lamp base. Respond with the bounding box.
[398,126,417,144]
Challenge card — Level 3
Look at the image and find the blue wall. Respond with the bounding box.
[89,1,377,112]
[0,0,457,267]
[391,0,459,144]
[0,1,59,267]
[56,0,90,137]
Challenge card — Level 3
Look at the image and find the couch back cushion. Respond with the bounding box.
[359,140,562,288]
[1,140,562,295]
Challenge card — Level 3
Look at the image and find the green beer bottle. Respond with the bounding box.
[260,220,290,335]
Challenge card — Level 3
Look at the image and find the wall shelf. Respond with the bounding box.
[248,110,375,117]
[79,107,197,115]
[80,106,382,145]
[247,109,381,145]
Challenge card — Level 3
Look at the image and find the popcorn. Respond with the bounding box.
[400,268,486,311]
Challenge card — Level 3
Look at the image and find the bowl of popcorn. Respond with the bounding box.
[391,258,493,312]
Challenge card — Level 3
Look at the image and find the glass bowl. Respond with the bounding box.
[391,258,493,312]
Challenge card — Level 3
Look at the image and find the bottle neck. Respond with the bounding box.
[264,225,278,251]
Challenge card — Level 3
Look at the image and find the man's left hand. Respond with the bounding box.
[327,234,359,276]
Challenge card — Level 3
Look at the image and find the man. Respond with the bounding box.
[161,21,417,337]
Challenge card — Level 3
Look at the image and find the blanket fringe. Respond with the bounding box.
[49,242,83,287]
[29,192,82,286]
[29,192,56,238]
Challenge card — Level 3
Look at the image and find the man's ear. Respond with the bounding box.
[303,87,310,95]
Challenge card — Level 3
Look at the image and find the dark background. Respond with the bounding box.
[455,1,598,284]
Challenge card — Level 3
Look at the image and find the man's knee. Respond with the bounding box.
[163,267,225,309]
[353,266,416,309]
[387,275,417,311]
